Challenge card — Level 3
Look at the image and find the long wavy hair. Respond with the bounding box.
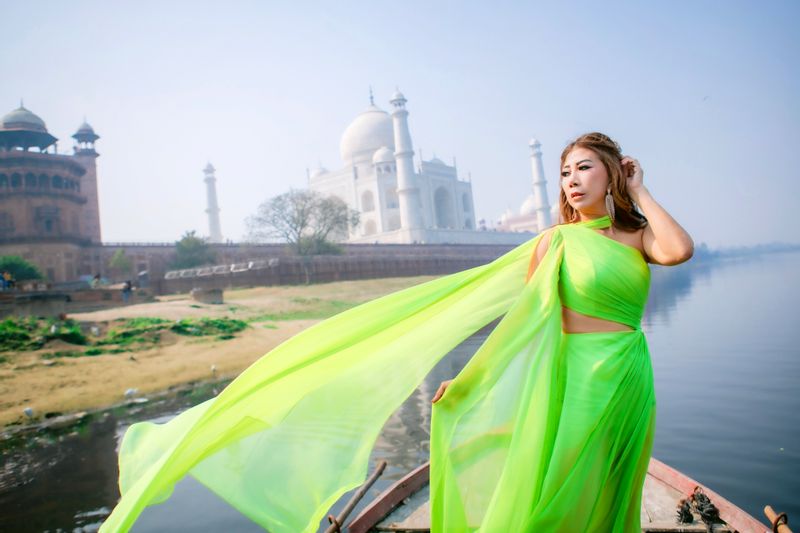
[559,132,647,231]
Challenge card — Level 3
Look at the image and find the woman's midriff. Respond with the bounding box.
[561,306,634,333]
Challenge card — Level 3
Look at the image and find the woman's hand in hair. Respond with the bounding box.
[621,156,644,199]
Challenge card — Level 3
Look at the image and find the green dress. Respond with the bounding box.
[101,215,655,533]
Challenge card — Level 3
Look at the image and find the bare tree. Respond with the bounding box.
[245,189,360,255]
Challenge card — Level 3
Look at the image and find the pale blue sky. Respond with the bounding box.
[2,1,797,246]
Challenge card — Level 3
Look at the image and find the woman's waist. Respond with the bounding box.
[561,305,641,333]
[560,322,648,356]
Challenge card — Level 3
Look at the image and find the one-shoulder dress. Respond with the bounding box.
[101,215,655,533]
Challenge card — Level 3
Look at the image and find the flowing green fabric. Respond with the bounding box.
[101,216,655,533]
[430,216,655,532]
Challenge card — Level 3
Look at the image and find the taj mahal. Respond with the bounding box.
[305,90,556,245]
[0,90,560,284]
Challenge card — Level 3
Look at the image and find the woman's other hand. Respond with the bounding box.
[431,379,453,404]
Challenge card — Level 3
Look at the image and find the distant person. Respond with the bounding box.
[0,270,7,290]
[3,271,14,289]
[121,280,132,303]
[90,273,101,289]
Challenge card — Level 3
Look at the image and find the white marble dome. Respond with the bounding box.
[519,194,537,216]
[340,105,394,163]
[372,146,394,164]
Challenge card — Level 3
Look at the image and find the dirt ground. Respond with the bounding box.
[0,276,434,427]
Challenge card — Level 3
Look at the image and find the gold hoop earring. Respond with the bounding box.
[605,188,616,222]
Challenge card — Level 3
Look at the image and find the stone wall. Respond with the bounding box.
[0,288,151,318]
[153,246,518,295]
[0,239,526,286]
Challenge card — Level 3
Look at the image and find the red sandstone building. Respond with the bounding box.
[0,105,280,285]
[0,104,191,283]
[0,104,106,282]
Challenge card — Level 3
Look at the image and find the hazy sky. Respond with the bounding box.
[2,1,797,247]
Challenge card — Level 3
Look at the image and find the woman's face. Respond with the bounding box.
[561,147,610,219]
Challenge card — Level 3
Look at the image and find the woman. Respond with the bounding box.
[101,133,692,533]
[429,132,693,531]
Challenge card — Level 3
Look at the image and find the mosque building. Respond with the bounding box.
[0,103,104,281]
[0,102,233,284]
[307,90,552,245]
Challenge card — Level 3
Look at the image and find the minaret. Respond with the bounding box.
[529,138,551,231]
[203,163,223,243]
[389,90,424,235]
[72,120,102,243]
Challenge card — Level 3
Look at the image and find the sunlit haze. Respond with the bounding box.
[2,1,797,247]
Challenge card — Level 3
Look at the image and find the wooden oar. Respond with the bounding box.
[324,460,387,533]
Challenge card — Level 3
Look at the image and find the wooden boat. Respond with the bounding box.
[338,458,772,533]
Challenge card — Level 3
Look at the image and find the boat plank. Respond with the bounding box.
[647,458,769,533]
[642,523,734,532]
[643,474,686,523]
[349,463,429,533]
[347,458,769,533]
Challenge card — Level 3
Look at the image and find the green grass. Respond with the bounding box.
[0,317,88,352]
[170,317,248,336]
[42,350,88,359]
[248,300,357,322]
[2,316,247,357]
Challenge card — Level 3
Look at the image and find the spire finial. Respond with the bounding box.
[369,86,374,106]
[19,98,24,108]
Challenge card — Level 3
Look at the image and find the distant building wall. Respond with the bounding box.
[153,243,519,294]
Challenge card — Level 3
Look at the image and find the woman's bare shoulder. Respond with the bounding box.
[527,227,560,282]
[535,227,558,259]
[618,226,647,256]
[529,227,558,271]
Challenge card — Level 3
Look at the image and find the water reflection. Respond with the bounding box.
[0,415,120,532]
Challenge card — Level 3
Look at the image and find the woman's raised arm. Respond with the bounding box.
[623,156,694,266]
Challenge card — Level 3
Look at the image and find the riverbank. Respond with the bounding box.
[0,276,433,429]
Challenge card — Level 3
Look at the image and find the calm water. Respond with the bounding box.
[1,252,798,532]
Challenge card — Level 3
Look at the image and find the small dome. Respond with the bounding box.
[76,121,95,134]
[310,167,329,179]
[529,138,540,147]
[72,118,100,143]
[519,194,537,216]
[499,207,514,224]
[339,105,394,163]
[1,105,48,133]
[203,162,215,174]
[372,146,394,164]
[390,90,406,103]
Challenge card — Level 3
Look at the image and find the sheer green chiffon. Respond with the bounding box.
[430,217,655,532]
[101,216,655,533]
